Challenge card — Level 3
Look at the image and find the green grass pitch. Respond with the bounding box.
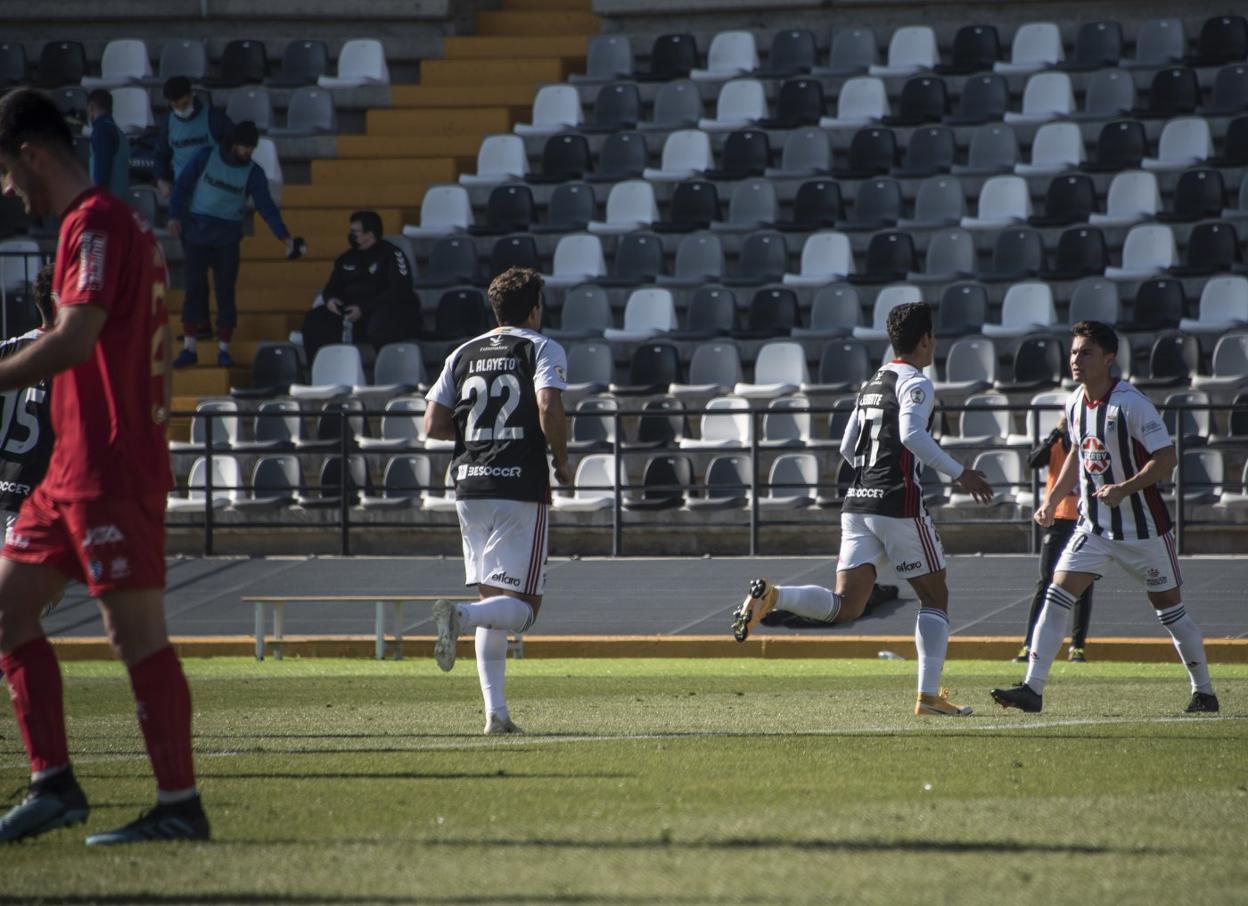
[2,658,1246,905]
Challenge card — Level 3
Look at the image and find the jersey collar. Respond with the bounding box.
[1083,378,1119,409]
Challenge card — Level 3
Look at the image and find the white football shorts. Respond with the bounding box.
[1055,527,1182,592]
[838,511,946,579]
[455,498,548,596]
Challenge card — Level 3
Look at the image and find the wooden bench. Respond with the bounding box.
[242,595,477,661]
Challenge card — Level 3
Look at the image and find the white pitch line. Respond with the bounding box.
[4,715,1238,770]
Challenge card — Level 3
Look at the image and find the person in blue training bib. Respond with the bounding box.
[154,76,231,200]
[168,120,301,368]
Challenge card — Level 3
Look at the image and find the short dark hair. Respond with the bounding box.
[349,210,383,239]
[162,76,192,102]
[0,88,74,158]
[226,120,259,149]
[87,89,113,114]
[1071,320,1118,355]
[33,262,55,327]
[487,267,544,326]
[886,301,933,355]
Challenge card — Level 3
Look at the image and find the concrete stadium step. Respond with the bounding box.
[236,262,328,295]
[440,35,589,60]
[364,106,514,135]
[388,84,540,111]
[169,313,300,343]
[476,10,599,36]
[281,184,427,210]
[282,209,403,237]
[418,57,571,87]
[173,367,247,398]
[334,134,484,160]
[241,233,341,261]
[504,0,593,9]
[310,157,459,185]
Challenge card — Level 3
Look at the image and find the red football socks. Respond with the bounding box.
[127,646,196,793]
[1,637,69,775]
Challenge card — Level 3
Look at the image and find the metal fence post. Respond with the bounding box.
[203,414,215,556]
[339,409,351,556]
[1029,402,1042,556]
[611,408,622,557]
[749,406,760,557]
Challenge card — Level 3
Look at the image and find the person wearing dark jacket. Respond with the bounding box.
[301,211,421,363]
[168,120,298,368]
[86,90,128,197]
[154,76,231,200]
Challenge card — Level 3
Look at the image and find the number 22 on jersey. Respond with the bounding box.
[461,374,525,442]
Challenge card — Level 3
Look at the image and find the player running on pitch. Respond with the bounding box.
[990,321,1218,714]
[424,267,571,734]
[0,89,208,844]
[731,301,994,716]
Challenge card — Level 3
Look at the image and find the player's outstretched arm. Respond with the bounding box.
[0,304,105,393]
[423,401,456,441]
[537,388,571,485]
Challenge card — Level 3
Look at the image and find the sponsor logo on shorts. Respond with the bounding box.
[8,534,30,549]
[0,480,32,496]
[844,487,885,499]
[487,570,521,588]
[1146,567,1167,587]
[82,524,125,548]
[457,464,523,480]
[1081,436,1111,476]
[896,559,922,574]
[110,557,130,580]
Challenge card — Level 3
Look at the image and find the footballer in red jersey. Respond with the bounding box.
[0,89,208,845]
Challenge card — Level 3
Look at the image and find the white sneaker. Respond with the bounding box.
[432,599,461,672]
[484,713,523,735]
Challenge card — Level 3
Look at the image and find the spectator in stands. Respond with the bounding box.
[1014,416,1093,663]
[154,76,231,200]
[169,120,298,369]
[85,89,128,196]
[300,211,421,363]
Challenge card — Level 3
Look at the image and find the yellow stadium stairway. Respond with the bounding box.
[170,0,598,432]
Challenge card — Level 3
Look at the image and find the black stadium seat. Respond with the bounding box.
[894,126,956,177]
[528,132,591,184]
[883,76,948,126]
[609,342,682,395]
[488,236,540,278]
[834,128,896,179]
[413,238,479,288]
[433,289,491,341]
[704,129,770,180]
[1083,119,1147,172]
[532,182,594,234]
[1156,169,1225,223]
[1169,221,1241,277]
[1134,67,1200,119]
[636,33,698,82]
[776,179,843,231]
[207,39,269,87]
[1029,174,1096,227]
[758,78,825,129]
[1135,331,1200,390]
[587,131,647,183]
[1058,21,1124,71]
[624,455,693,510]
[581,81,642,134]
[35,40,87,87]
[1044,227,1108,281]
[935,24,1000,75]
[653,180,720,233]
[469,184,535,236]
[734,288,799,340]
[0,43,27,86]
[1188,15,1248,67]
[1130,279,1185,332]
[596,232,663,287]
[847,231,917,286]
[231,343,302,400]
[269,39,329,87]
[754,29,818,79]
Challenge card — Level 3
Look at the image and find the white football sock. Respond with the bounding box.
[183,336,197,353]
[456,595,534,634]
[1156,603,1214,694]
[475,627,509,719]
[1024,584,1077,694]
[775,585,841,621]
[218,340,230,353]
[915,607,949,697]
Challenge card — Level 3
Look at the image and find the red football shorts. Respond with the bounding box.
[2,487,167,597]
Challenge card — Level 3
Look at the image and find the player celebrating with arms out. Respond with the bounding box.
[424,267,571,734]
[990,322,1218,714]
[0,89,208,844]
[732,302,995,716]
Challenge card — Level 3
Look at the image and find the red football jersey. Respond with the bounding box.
[42,187,174,500]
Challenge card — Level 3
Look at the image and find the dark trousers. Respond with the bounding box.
[301,302,423,364]
[1022,518,1094,649]
[182,240,240,341]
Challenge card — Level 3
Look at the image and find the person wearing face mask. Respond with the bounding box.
[85,90,128,197]
[300,211,422,364]
[168,120,299,368]
[154,77,231,201]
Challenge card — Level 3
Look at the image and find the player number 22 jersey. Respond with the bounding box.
[428,327,567,503]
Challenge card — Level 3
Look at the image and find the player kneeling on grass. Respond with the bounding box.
[731,301,995,717]
[0,89,207,845]
[423,267,571,734]
[989,321,1219,715]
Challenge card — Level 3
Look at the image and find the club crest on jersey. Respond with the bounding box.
[490,335,505,346]
[1081,436,1111,475]
[909,387,925,405]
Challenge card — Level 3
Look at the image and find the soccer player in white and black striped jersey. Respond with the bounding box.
[991,321,1219,714]
[731,302,995,716]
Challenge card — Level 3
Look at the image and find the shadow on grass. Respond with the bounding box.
[216,836,1163,857]
[0,897,731,905]
[194,771,633,781]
